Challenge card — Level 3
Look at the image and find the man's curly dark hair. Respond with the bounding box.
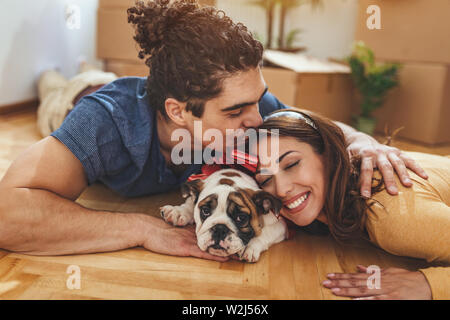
[127,0,264,119]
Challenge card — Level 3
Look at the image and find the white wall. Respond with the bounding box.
[0,0,101,107]
[216,0,358,60]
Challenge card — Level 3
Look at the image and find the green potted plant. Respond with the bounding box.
[248,0,323,51]
[346,41,401,135]
[277,0,322,51]
[247,0,276,49]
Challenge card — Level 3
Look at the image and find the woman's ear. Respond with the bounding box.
[165,98,188,126]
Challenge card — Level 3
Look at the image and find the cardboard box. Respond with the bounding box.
[99,0,138,9]
[367,62,450,145]
[105,60,149,77]
[355,0,450,64]
[262,67,354,125]
[97,0,217,62]
[97,8,140,62]
[99,0,215,9]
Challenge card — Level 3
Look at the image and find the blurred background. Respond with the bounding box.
[1,0,449,146]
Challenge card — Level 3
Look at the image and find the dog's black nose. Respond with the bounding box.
[211,224,230,243]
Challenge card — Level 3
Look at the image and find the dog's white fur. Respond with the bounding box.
[160,168,288,262]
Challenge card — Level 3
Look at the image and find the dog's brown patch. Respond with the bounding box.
[228,190,262,237]
[181,179,204,203]
[222,171,241,178]
[219,178,235,186]
[198,193,218,210]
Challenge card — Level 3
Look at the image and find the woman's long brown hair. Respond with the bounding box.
[258,109,384,243]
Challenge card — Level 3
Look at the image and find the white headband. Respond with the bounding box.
[264,110,318,130]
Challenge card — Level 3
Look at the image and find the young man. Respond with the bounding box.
[0,0,427,260]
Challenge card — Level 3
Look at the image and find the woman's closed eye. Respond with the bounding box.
[284,160,300,170]
[258,160,300,187]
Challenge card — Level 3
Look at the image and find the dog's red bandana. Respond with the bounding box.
[187,149,258,182]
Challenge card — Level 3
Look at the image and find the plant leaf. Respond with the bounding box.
[346,41,401,117]
[285,28,303,48]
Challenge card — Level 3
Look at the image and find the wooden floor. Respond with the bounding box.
[0,108,449,300]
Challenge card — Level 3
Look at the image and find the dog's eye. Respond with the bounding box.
[200,206,211,220]
[235,213,249,227]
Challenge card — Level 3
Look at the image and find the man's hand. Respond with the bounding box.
[141,218,229,262]
[322,265,432,300]
[346,132,428,197]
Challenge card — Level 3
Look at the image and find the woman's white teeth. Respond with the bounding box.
[286,193,309,209]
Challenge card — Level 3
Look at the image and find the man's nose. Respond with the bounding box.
[242,104,263,128]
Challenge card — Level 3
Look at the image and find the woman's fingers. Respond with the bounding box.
[324,271,372,287]
[355,264,384,273]
[360,157,375,198]
[323,266,432,300]
[323,266,386,298]
[356,265,367,272]
[353,295,388,300]
[328,286,383,298]
[323,274,384,298]
[326,271,371,280]
[323,278,367,289]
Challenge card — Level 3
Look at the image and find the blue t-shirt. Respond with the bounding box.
[51,77,287,197]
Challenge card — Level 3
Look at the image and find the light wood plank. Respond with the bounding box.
[0,109,448,299]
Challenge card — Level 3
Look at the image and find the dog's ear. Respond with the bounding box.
[251,190,282,216]
[181,179,204,202]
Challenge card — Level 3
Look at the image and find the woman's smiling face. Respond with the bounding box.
[254,135,327,226]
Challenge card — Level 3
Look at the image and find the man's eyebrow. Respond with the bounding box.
[220,86,268,112]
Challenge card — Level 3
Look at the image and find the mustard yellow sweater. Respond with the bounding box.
[366,152,450,300]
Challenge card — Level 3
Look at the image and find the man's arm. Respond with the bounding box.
[0,136,146,255]
[334,120,428,197]
[0,136,226,261]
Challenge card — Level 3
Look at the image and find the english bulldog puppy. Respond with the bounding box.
[160,168,289,262]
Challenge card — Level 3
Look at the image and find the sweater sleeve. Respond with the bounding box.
[419,267,450,300]
[414,195,450,300]
[366,157,450,299]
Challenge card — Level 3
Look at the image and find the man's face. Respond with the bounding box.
[184,67,267,156]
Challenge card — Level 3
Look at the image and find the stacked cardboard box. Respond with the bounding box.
[261,51,354,125]
[97,0,216,74]
[355,0,450,144]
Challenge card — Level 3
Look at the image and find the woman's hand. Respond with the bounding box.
[322,265,432,300]
[346,132,428,197]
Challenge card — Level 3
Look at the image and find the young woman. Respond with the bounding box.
[253,109,449,300]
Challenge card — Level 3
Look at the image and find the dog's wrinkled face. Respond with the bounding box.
[182,169,281,257]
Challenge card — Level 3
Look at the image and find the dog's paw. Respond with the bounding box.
[238,240,264,263]
[159,205,193,226]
